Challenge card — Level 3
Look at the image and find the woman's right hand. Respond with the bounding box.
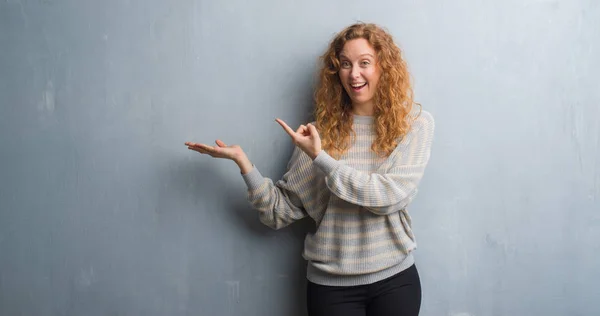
[185,140,253,174]
[186,139,243,160]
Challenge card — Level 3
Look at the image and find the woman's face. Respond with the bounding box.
[338,38,381,114]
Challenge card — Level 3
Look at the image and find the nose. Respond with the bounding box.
[350,65,360,79]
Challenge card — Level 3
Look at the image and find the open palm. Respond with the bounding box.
[185,140,244,161]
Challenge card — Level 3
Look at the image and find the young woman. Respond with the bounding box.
[185,22,435,316]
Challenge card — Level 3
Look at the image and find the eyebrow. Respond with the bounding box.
[339,53,375,59]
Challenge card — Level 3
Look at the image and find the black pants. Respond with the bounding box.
[306,264,421,316]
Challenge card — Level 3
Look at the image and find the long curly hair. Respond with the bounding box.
[314,22,419,159]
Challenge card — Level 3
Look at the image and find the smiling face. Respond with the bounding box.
[338,38,381,116]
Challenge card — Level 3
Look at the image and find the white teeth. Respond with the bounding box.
[352,83,366,88]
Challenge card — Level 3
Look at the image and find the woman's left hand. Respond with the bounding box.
[276,119,322,160]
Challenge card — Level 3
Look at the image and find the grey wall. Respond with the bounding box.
[1,0,599,315]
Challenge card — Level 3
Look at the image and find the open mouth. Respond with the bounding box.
[351,83,367,92]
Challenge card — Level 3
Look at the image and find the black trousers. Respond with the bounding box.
[306,264,422,316]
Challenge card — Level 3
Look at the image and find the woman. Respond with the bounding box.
[185,22,434,316]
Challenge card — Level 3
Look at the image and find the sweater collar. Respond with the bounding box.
[353,114,374,124]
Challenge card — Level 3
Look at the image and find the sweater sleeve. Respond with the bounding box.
[312,112,435,215]
[241,147,310,229]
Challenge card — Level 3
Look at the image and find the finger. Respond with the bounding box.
[301,125,313,136]
[193,144,215,152]
[187,142,208,148]
[307,124,319,136]
[186,142,203,148]
[189,146,222,158]
[215,139,227,147]
[296,125,307,134]
[188,147,209,154]
[188,144,210,151]
[275,118,296,137]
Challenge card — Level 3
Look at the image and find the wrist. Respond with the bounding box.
[234,154,253,174]
[232,152,246,164]
[310,149,322,160]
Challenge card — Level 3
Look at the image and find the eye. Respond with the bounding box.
[340,61,351,69]
[361,60,371,66]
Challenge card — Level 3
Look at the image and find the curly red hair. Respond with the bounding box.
[314,23,420,158]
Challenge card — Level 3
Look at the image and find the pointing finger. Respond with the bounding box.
[276,118,295,138]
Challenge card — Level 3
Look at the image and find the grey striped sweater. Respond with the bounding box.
[242,110,435,286]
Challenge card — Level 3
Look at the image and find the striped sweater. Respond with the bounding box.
[242,110,435,286]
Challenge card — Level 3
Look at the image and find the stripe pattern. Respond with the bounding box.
[242,110,435,286]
